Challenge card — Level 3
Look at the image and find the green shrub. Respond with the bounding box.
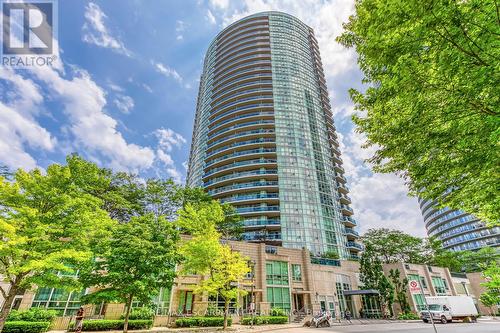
[270,307,286,316]
[174,317,232,327]
[7,308,58,322]
[241,316,288,325]
[69,319,153,331]
[2,321,51,333]
[120,307,154,320]
[397,312,420,320]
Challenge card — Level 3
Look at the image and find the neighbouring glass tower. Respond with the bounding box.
[187,12,361,259]
[419,199,500,251]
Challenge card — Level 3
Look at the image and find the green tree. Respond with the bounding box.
[359,245,394,318]
[0,157,114,332]
[480,262,500,315]
[178,202,250,329]
[337,0,499,226]
[426,237,500,272]
[362,229,426,263]
[80,214,180,333]
[388,269,411,314]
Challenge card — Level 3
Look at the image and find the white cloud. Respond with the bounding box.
[206,9,217,25]
[340,127,425,237]
[157,149,174,166]
[113,94,134,114]
[210,0,230,9]
[82,2,132,57]
[175,20,186,40]
[142,83,153,93]
[152,61,183,84]
[154,128,187,152]
[0,68,56,170]
[166,167,183,183]
[29,64,154,172]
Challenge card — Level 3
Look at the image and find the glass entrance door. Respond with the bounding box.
[178,291,194,314]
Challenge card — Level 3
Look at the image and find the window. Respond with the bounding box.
[31,287,85,316]
[432,277,447,295]
[266,287,291,311]
[131,287,171,315]
[413,294,426,311]
[292,264,302,282]
[265,246,278,254]
[266,261,289,285]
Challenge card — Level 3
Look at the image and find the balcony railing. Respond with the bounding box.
[207,180,279,195]
[207,128,275,148]
[310,257,341,267]
[341,205,354,215]
[243,218,280,227]
[220,193,279,203]
[206,138,275,158]
[235,205,279,214]
[204,169,277,186]
[206,148,277,167]
[342,216,357,226]
[344,228,359,237]
[346,241,364,251]
[203,158,277,177]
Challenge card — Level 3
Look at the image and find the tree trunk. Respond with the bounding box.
[0,284,18,333]
[123,295,133,333]
[223,299,229,330]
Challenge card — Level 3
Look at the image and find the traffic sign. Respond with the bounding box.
[409,280,421,294]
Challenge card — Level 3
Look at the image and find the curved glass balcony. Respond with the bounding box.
[205,148,276,167]
[243,232,281,241]
[213,53,271,76]
[203,158,277,177]
[207,180,278,195]
[211,79,273,100]
[207,128,275,148]
[216,42,270,65]
[217,36,270,57]
[211,86,273,108]
[346,241,364,251]
[204,169,278,186]
[243,218,280,227]
[206,138,275,158]
[342,216,357,227]
[214,47,271,72]
[208,120,275,139]
[344,228,359,238]
[235,205,279,214]
[217,26,269,51]
[211,94,273,118]
[340,205,354,216]
[217,22,269,48]
[210,109,274,131]
[213,72,272,94]
[220,193,279,203]
[214,65,271,89]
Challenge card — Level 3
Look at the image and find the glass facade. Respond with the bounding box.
[31,287,85,316]
[419,198,499,252]
[186,11,360,259]
[266,260,291,310]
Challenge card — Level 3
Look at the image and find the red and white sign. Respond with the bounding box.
[409,280,421,294]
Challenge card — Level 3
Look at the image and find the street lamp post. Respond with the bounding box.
[248,260,256,329]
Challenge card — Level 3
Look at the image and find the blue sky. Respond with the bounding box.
[0,0,426,236]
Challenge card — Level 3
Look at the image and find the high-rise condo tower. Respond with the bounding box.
[187,12,361,259]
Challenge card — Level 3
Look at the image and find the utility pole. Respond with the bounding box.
[417,279,438,333]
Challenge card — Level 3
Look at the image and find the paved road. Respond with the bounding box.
[270,320,500,332]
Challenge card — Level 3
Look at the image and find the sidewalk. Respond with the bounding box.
[46,319,424,333]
